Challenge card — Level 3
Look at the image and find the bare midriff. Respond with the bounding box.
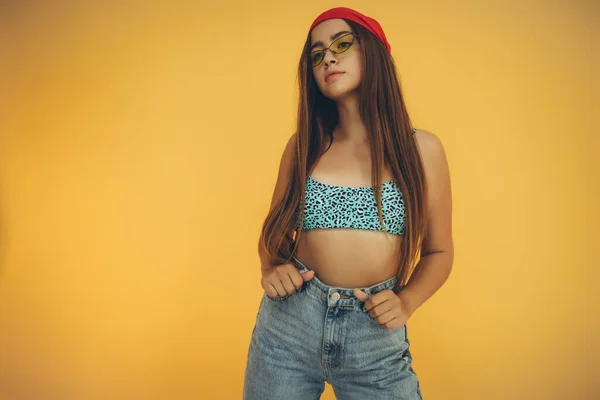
[294,228,403,288]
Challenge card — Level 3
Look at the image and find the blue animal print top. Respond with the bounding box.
[295,176,406,235]
[293,128,415,236]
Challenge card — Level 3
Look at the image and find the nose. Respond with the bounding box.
[322,49,337,66]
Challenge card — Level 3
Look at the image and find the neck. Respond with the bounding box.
[334,93,368,144]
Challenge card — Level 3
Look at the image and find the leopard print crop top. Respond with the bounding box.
[293,128,415,236]
[295,176,406,235]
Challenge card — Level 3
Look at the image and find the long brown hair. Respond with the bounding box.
[260,20,428,293]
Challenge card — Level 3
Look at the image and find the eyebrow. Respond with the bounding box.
[310,30,353,51]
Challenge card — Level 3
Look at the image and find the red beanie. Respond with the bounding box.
[309,7,391,53]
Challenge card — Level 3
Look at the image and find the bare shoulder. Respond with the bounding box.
[415,129,450,196]
[413,128,449,173]
[413,128,444,155]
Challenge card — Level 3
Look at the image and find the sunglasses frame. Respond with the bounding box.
[310,32,360,68]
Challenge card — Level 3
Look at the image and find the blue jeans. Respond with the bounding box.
[243,256,422,399]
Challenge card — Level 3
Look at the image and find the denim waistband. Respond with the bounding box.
[290,256,399,311]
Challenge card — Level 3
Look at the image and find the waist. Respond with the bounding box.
[294,230,402,288]
[291,255,400,304]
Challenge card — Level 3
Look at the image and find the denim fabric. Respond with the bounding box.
[243,256,422,399]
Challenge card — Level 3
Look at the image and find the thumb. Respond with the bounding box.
[301,270,315,281]
[354,288,368,301]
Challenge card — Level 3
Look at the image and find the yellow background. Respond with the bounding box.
[0,1,598,399]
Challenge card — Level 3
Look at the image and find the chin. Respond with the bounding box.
[323,86,359,102]
[320,78,360,101]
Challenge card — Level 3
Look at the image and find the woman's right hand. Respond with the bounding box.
[261,263,315,299]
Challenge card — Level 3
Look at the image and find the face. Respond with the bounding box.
[309,19,362,101]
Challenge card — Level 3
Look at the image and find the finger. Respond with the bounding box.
[366,291,392,309]
[373,307,395,323]
[369,302,393,318]
[273,278,287,296]
[361,293,387,312]
[288,271,305,290]
[301,270,315,281]
[382,317,400,329]
[267,283,281,298]
[281,274,298,295]
[353,288,368,302]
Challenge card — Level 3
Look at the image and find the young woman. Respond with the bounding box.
[243,7,453,399]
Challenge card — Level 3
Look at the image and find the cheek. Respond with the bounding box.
[310,68,319,81]
[313,70,326,90]
[344,60,362,87]
[350,55,363,77]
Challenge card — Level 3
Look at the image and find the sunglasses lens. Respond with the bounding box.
[309,34,356,67]
[311,51,325,67]
[331,34,355,54]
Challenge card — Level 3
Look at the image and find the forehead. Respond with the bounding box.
[310,18,352,44]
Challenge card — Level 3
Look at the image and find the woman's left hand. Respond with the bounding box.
[354,289,412,330]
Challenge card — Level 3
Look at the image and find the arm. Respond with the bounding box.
[399,130,454,316]
[258,133,297,272]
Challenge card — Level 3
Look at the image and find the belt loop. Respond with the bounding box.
[298,264,309,274]
[291,256,307,273]
[361,288,371,312]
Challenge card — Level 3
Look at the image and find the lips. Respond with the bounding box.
[325,72,344,82]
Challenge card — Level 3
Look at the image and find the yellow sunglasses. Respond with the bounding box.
[310,33,359,68]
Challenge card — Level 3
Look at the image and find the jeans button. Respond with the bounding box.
[331,292,340,301]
